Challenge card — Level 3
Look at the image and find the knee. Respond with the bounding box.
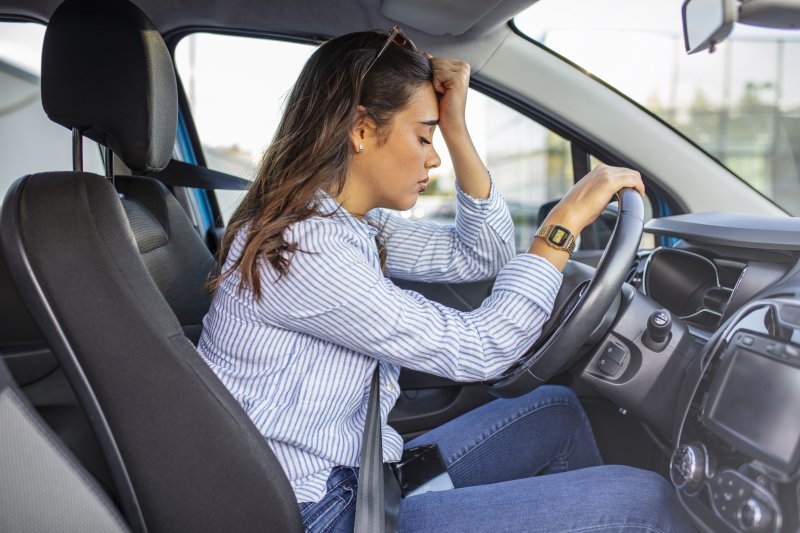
[516,384,583,413]
[598,465,690,528]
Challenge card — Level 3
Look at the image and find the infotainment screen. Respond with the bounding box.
[706,347,800,469]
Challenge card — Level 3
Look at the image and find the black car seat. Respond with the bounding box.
[0,356,130,533]
[0,0,303,531]
[114,175,215,345]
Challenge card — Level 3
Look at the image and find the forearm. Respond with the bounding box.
[442,125,491,200]
[369,199,515,283]
[527,239,570,272]
[526,164,646,271]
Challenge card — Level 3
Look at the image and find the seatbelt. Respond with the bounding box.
[151,159,251,190]
[355,365,400,533]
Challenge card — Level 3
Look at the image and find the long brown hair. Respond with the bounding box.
[208,30,432,298]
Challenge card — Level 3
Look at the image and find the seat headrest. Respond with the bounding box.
[41,0,177,174]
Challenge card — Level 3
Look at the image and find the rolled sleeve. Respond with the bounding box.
[368,175,516,283]
[454,178,515,250]
[492,253,563,312]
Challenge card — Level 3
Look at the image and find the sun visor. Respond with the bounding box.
[381,0,540,36]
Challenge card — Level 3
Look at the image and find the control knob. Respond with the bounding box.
[670,443,706,492]
[737,498,774,532]
[643,309,672,351]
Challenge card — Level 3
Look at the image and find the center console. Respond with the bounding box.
[671,299,800,533]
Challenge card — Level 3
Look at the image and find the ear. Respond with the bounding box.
[349,105,378,152]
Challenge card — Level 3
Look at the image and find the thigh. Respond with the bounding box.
[405,385,602,488]
[299,467,357,533]
[397,465,696,533]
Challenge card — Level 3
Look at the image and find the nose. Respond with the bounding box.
[426,145,441,170]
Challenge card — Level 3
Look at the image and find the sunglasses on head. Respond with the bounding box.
[362,26,418,81]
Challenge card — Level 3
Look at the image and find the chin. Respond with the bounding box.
[381,194,418,213]
[398,195,419,212]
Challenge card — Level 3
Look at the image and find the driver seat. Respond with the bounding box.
[0,0,303,531]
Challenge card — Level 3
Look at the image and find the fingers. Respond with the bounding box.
[546,164,645,232]
[426,55,470,94]
[603,164,645,197]
[588,164,644,199]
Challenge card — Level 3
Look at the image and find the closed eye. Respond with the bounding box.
[419,136,432,145]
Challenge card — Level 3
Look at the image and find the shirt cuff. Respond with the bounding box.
[454,174,515,248]
[492,253,563,314]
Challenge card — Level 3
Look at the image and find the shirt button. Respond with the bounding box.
[386,383,394,393]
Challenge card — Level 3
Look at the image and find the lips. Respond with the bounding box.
[418,177,429,193]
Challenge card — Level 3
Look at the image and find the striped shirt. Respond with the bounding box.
[197,181,563,505]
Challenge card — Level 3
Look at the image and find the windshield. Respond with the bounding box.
[515,0,800,215]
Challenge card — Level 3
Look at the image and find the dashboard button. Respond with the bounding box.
[596,357,621,377]
[603,342,627,364]
[741,335,755,347]
[765,342,780,355]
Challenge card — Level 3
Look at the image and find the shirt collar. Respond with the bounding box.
[316,191,379,239]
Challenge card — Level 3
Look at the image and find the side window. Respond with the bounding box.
[0,21,103,199]
[175,33,651,252]
[175,34,315,224]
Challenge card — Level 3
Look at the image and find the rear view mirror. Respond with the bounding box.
[682,0,736,54]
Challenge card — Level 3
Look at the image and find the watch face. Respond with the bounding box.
[548,225,570,246]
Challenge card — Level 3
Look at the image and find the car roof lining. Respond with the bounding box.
[0,0,540,35]
[0,0,538,71]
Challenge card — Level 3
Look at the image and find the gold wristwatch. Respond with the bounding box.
[535,224,577,254]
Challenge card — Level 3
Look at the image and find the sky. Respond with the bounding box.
[516,0,800,110]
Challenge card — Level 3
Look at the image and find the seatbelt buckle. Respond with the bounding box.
[389,443,454,498]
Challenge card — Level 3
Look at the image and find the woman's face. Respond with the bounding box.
[348,83,442,213]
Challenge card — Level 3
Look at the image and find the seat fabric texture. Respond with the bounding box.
[116,175,215,345]
[0,357,130,533]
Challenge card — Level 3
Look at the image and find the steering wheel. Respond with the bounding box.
[487,188,644,398]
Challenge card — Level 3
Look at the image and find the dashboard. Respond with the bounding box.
[639,212,799,337]
[636,213,800,533]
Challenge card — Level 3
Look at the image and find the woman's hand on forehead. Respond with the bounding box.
[426,54,470,137]
[425,53,490,201]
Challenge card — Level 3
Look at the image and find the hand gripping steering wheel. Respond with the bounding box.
[488,188,645,398]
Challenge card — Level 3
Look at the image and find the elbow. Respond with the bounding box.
[485,238,516,278]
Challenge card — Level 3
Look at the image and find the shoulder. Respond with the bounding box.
[276,213,382,281]
[289,213,367,255]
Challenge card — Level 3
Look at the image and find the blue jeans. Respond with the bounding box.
[299,385,695,532]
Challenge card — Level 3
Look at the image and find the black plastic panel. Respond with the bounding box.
[645,212,800,251]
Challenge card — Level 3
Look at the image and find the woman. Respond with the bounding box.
[198,29,693,532]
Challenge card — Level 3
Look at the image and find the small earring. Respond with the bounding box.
[358,144,364,153]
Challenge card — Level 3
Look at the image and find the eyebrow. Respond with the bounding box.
[418,120,439,126]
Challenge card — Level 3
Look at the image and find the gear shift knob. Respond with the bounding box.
[643,309,671,351]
